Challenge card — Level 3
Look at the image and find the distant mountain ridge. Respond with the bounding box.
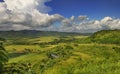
[0,30,92,39]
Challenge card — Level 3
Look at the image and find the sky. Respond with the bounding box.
[46,0,120,19]
[0,0,120,33]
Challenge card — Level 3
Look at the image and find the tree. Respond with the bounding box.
[0,42,8,73]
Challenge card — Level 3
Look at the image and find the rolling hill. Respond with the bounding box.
[90,30,120,44]
[1,30,120,74]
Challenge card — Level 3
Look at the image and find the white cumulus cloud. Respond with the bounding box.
[0,0,63,30]
[58,16,120,33]
[0,0,120,33]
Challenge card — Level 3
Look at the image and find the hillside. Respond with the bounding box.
[0,30,91,39]
[90,30,120,44]
[1,30,120,74]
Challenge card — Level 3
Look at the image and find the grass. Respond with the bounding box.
[28,36,59,43]
[5,43,120,74]
[2,30,120,74]
[5,45,41,52]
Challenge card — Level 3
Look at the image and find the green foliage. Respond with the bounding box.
[2,30,120,74]
[0,45,8,73]
[47,45,73,59]
[0,37,5,41]
[112,47,120,53]
[90,30,120,44]
[0,50,8,63]
[3,63,36,74]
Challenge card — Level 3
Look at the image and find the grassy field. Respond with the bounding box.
[1,30,120,74]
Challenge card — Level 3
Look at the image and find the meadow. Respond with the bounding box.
[0,30,120,74]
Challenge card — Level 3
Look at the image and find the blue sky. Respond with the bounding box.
[46,0,120,19]
[0,0,120,19]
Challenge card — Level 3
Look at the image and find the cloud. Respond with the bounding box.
[4,0,51,13]
[58,16,120,33]
[78,15,88,20]
[0,0,63,30]
[41,15,120,33]
[70,16,75,21]
[61,19,73,27]
[101,16,113,23]
[79,17,120,33]
[0,0,120,33]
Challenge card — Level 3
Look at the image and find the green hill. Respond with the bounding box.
[90,30,120,44]
[1,30,120,74]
